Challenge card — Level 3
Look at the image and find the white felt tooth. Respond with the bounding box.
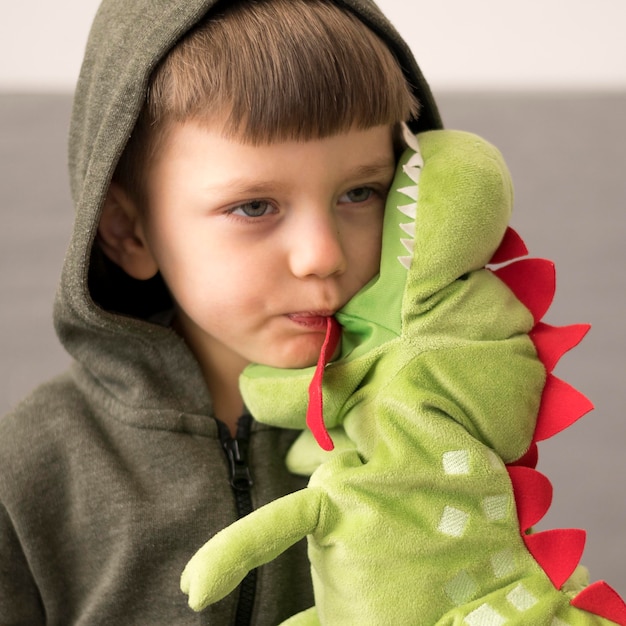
[403,165,422,184]
[398,185,418,201]
[407,152,424,169]
[397,202,417,219]
[398,255,413,270]
[400,222,416,238]
[401,122,420,151]
[401,238,415,255]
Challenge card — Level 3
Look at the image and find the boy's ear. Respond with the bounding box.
[97,182,159,280]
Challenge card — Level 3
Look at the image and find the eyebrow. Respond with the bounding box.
[205,157,396,196]
[345,159,396,181]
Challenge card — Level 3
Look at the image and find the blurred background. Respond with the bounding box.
[1,0,625,598]
[2,0,626,92]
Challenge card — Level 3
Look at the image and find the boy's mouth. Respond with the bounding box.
[286,312,335,330]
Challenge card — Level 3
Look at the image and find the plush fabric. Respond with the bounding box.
[182,129,626,624]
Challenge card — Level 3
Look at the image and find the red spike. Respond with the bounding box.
[571,581,626,625]
[489,227,529,265]
[507,466,553,532]
[306,317,341,452]
[507,467,552,533]
[508,443,539,469]
[529,322,591,373]
[534,374,594,442]
[493,259,555,324]
[524,529,586,589]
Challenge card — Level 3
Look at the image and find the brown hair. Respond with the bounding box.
[114,0,420,204]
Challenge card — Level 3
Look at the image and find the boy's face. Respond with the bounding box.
[138,121,395,374]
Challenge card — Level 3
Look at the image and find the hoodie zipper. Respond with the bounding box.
[218,413,257,626]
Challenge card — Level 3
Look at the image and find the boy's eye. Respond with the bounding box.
[230,200,273,218]
[339,187,374,204]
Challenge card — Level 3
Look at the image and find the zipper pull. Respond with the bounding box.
[223,437,254,492]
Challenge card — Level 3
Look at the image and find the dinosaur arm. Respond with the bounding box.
[181,487,323,611]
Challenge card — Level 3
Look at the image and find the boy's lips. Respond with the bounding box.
[286,311,335,330]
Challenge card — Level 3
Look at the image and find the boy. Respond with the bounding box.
[0,0,441,623]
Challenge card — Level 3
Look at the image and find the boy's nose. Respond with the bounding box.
[288,213,347,279]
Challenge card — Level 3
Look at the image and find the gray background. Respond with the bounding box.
[1,91,625,598]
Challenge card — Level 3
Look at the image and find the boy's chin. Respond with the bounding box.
[263,339,325,371]
[273,355,319,371]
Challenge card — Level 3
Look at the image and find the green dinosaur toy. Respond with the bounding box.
[181,128,626,625]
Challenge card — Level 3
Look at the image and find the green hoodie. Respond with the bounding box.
[0,1,441,624]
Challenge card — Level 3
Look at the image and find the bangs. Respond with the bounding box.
[115,0,421,205]
[147,0,420,144]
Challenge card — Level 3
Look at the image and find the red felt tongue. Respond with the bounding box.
[306,316,341,451]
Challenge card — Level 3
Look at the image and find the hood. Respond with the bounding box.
[54,0,442,415]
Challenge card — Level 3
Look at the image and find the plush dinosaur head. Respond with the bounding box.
[239,128,514,441]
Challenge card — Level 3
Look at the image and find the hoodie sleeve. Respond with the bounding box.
[0,503,46,624]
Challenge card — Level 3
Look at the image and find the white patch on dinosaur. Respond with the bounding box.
[491,549,517,579]
[551,618,572,626]
[445,570,478,606]
[464,603,507,626]
[442,450,471,475]
[484,448,505,472]
[506,583,537,611]
[438,506,470,538]
[482,495,510,522]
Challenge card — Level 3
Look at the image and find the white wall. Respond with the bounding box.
[1,0,625,91]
